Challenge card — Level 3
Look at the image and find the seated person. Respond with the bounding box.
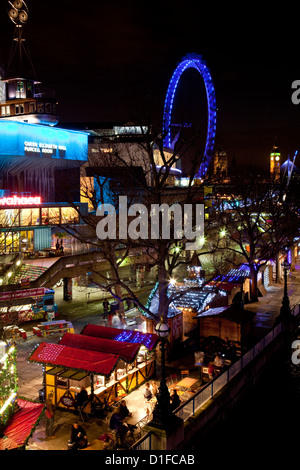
[208,362,215,380]
[214,354,224,369]
[144,382,152,401]
[69,422,88,450]
[170,389,181,411]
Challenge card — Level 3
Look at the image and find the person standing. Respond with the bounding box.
[170,389,181,411]
[45,393,55,438]
[103,299,109,319]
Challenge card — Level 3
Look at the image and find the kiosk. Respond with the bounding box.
[29,325,158,413]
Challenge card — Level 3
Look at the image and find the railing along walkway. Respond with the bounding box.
[132,301,300,450]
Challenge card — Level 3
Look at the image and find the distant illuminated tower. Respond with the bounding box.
[270,140,281,182]
[0,0,58,126]
[212,146,229,181]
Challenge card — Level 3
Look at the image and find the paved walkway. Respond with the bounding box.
[12,265,300,450]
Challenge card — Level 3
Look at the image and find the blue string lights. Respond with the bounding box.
[162,53,217,179]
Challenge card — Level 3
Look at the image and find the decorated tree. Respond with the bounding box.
[0,341,18,431]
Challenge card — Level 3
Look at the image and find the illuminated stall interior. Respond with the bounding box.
[28,325,158,412]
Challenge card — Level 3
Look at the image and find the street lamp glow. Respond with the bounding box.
[220,229,226,237]
[155,318,170,339]
[169,278,176,286]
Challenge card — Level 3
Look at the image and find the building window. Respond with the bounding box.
[49,208,60,224]
[20,208,40,226]
[45,103,51,113]
[15,105,19,115]
[29,102,36,113]
[61,207,79,224]
[37,102,44,113]
[0,209,20,227]
[6,105,10,115]
[1,106,5,116]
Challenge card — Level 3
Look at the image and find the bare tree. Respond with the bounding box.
[60,123,219,326]
[212,170,299,301]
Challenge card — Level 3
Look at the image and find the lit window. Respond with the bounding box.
[29,102,36,113]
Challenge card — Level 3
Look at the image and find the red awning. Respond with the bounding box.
[59,333,140,363]
[0,398,44,450]
[29,342,119,376]
[81,324,159,350]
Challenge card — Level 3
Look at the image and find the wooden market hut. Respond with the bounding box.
[196,304,255,349]
[28,325,159,413]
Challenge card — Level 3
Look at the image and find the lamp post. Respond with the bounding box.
[280,258,292,321]
[151,317,177,429]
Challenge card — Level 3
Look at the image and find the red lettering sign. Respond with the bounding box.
[0,288,45,303]
[0,196,42,206]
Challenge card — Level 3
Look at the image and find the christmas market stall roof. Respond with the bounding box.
[28,342,119,376]
[28,327,159,376]
[59,332,141,362]
[0,398,44,450]
[212,265,251,285]
[196,304,255,323]
[80,324,159,350]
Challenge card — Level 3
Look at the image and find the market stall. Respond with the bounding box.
[196,304,255,349]
[28,326,158,413]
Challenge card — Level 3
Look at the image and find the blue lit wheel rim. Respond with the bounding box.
[162,53,217,179]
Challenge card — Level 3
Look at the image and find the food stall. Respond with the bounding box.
[28,325,158,413]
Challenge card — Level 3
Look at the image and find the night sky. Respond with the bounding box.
[0,0,299,170]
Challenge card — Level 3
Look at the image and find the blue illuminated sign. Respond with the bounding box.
[0,121,88,162]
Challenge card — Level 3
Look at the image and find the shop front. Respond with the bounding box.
[28,326,158,413]
[0,197,88,254]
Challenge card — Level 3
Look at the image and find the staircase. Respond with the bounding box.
[10,264,48,284]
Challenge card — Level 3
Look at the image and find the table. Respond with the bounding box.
[125,409,149,426]
[175,377,198,390]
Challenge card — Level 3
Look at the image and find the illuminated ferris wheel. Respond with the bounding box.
[162,53,217,179]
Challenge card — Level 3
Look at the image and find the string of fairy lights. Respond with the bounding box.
[0,341,18,428]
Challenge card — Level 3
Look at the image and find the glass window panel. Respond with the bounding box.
[41,208,49,225]
[61,207,79,224]
[20,208,40,226]
[49,208,60,224]
[1,209,20,227]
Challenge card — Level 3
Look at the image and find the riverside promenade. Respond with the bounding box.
[14,265,300,450]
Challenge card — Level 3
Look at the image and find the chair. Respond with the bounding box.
[181,370,189,379]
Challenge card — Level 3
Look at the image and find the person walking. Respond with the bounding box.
[45,393,56,438]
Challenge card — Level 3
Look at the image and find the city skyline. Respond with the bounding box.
[0,1,299,169]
